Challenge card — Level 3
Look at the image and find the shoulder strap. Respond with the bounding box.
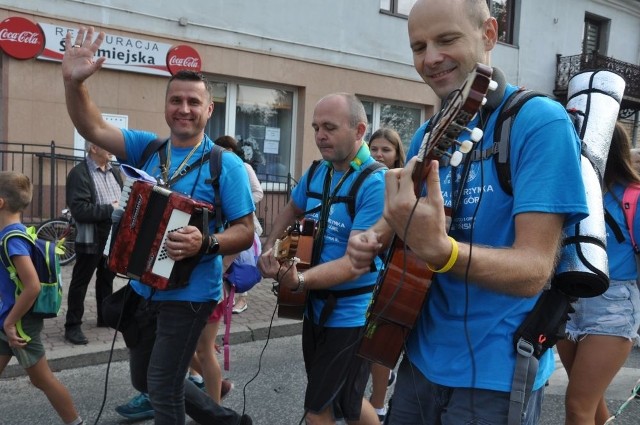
[0,230,34,288]
[333,161,386,220]
[137,138,169,169]
[605,208,625,243]
[492,89,548,195]
[305,160,324,200]
[205,144,226,230]
[622,183,640,254]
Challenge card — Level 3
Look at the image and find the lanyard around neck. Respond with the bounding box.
[162,140,203,184]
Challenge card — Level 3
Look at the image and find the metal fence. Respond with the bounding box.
[0,141,293,238]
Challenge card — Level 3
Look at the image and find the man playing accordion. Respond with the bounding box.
[62,26,255,425]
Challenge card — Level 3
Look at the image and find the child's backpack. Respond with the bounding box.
[0,226,63,342]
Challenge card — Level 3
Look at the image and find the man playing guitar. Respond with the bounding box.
[347,1,589,424]
[258,93,386,425]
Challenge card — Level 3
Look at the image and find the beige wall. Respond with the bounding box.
[1,14,438,179]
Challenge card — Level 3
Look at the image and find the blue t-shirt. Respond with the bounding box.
[0,223,32,328]
[605,183,640,281]
[121,130,255,303]
[404,84,589,393]
[291,156,385,327]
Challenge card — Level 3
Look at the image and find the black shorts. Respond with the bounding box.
[301,317,371,421]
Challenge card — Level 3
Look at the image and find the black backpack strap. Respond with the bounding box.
[332,161,386,220]
[305,160,324,200]
[492,89,547,196]
[445,89,547,196]
[604,207,625,244]
[205,145,226,230]
[137,138,169,170]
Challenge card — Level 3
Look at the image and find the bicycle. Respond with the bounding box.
[36,208,76,266]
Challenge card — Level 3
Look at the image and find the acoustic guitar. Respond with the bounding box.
[273,219,317,320]
[357,64,494,368]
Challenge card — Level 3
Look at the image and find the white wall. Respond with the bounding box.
[494,0,640,95]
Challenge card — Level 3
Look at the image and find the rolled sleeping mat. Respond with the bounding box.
[552,69,625,298]
[566,70,626,180]
[553,156,609,297]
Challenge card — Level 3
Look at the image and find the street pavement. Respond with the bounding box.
[1,262,639,424]
[2,264,302,379]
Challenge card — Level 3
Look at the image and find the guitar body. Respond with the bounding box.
[358,237,432,368]
[358,63,493,368]
[273,219,316,320]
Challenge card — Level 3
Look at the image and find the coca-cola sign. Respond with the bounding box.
[0,17,45,60]
[166,45,202,75]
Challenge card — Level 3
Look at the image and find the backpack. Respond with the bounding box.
[305,160,387,220]
[491,87,612,424]
[137,138,227,229]
[463,88,548,195]
[0,226,63,342]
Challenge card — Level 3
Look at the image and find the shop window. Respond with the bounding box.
[362,100,423,153]
[234,85,294,185]
[204,81,294,188]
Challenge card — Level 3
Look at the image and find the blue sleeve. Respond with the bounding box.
[509,97,588,226]
[219,153,255,222]
[120,129,159,167]
[8,236,31,260]
[290,168,311,212]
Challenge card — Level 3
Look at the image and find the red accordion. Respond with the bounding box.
[106,180,214,290]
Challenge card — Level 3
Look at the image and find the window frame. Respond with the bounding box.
[487,0,517,46]
[379,0,416,18]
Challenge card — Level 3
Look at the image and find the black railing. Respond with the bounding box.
[0,140,293,238]
[555,52,640,117]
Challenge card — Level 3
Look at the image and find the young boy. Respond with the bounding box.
[0,171,83,425]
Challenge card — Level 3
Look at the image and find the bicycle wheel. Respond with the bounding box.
[36,219,76,266]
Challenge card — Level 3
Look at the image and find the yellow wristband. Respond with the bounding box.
[426,236,458,273]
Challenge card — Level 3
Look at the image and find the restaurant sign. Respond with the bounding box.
[37,23,201,76]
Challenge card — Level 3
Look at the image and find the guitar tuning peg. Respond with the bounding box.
[457,140,473,154]
[450,150,464,167]
[481,97,488,106]
[470,127,483,142]
[488,79,498,91]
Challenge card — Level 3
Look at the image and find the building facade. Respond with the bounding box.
[1,0,639,226]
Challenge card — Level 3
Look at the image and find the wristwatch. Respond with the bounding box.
[293,272,305,293]
[205,234,220,255]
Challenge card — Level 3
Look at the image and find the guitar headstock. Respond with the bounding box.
[413,63,495,193]
[273,222,301,263]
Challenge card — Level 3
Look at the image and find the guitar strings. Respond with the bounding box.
[395,88,486,425]
[461,108,488,421]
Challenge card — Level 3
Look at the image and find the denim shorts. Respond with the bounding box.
[0,315,45,369]
[565,279,640,344]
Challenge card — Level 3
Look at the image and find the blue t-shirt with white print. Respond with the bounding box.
[121,129,255,303]
[404,84,588,393]
[291,154,385,327]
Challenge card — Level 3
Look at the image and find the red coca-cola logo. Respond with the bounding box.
[0,17,45,60]
[166,45,202,75]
